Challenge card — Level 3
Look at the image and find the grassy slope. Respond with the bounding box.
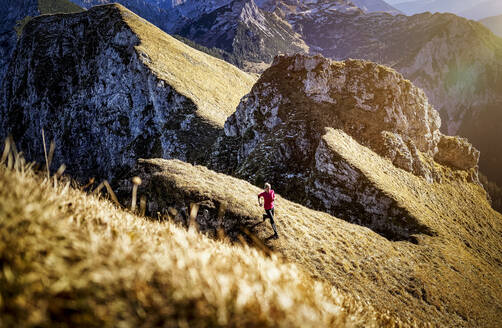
[111,4,257,127]
[0,156,397,327]
[132,128,502,326]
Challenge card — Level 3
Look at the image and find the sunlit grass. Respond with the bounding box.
[0,143,393,327]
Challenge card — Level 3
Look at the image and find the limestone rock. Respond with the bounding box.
[220,54,481,227]
[0,4,256,181]
[435,134,480,170]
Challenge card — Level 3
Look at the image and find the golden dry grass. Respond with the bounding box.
[110,4,258,127]
[0,150,397,327]
[133,127,502,327]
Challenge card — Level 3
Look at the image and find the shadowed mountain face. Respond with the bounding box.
[0,4,256,181]
[176,0,309,68]
[0,0,83,87]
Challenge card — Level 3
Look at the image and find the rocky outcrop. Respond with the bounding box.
[0,4,256,181]
[219,54,480,236]
[434,135,480,170]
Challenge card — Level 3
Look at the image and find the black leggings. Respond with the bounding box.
[264,208,275,223]
[263,208,278,234]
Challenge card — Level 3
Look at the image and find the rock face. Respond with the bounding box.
[176,0,309,68]
[221,54,480,237]
[0,0,38,88]
[0,4,256,181]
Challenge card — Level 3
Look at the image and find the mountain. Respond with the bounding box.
[0,0,83,87]
[460,0,502,20]
[480,14,502,37]
[1,2,502,323]
[221,55,479,236]
[117,56,502,325]
[0,4,256,181]
[1,154,391,327]
[350,0,402,15]
[275,7,502,188]
[175,0,309,70]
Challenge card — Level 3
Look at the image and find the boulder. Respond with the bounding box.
[434,134,480,170]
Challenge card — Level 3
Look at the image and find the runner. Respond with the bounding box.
[258,183,279,238]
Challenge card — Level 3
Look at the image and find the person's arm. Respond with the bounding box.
[258,192,263,206]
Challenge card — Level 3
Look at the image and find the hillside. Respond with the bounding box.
[0,4,256,181]
[119,153,502,326]
[0,151,393,327]
[0,0,83,87]
[480,14,502,37]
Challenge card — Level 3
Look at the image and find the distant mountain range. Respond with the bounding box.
[481,14,502,37]
[59,0,502,189]
[393,0,502,20]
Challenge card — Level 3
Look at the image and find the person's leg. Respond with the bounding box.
[267,208,278,236]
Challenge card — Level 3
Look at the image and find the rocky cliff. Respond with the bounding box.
[220,54,481,239]
[0,4,256,181]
